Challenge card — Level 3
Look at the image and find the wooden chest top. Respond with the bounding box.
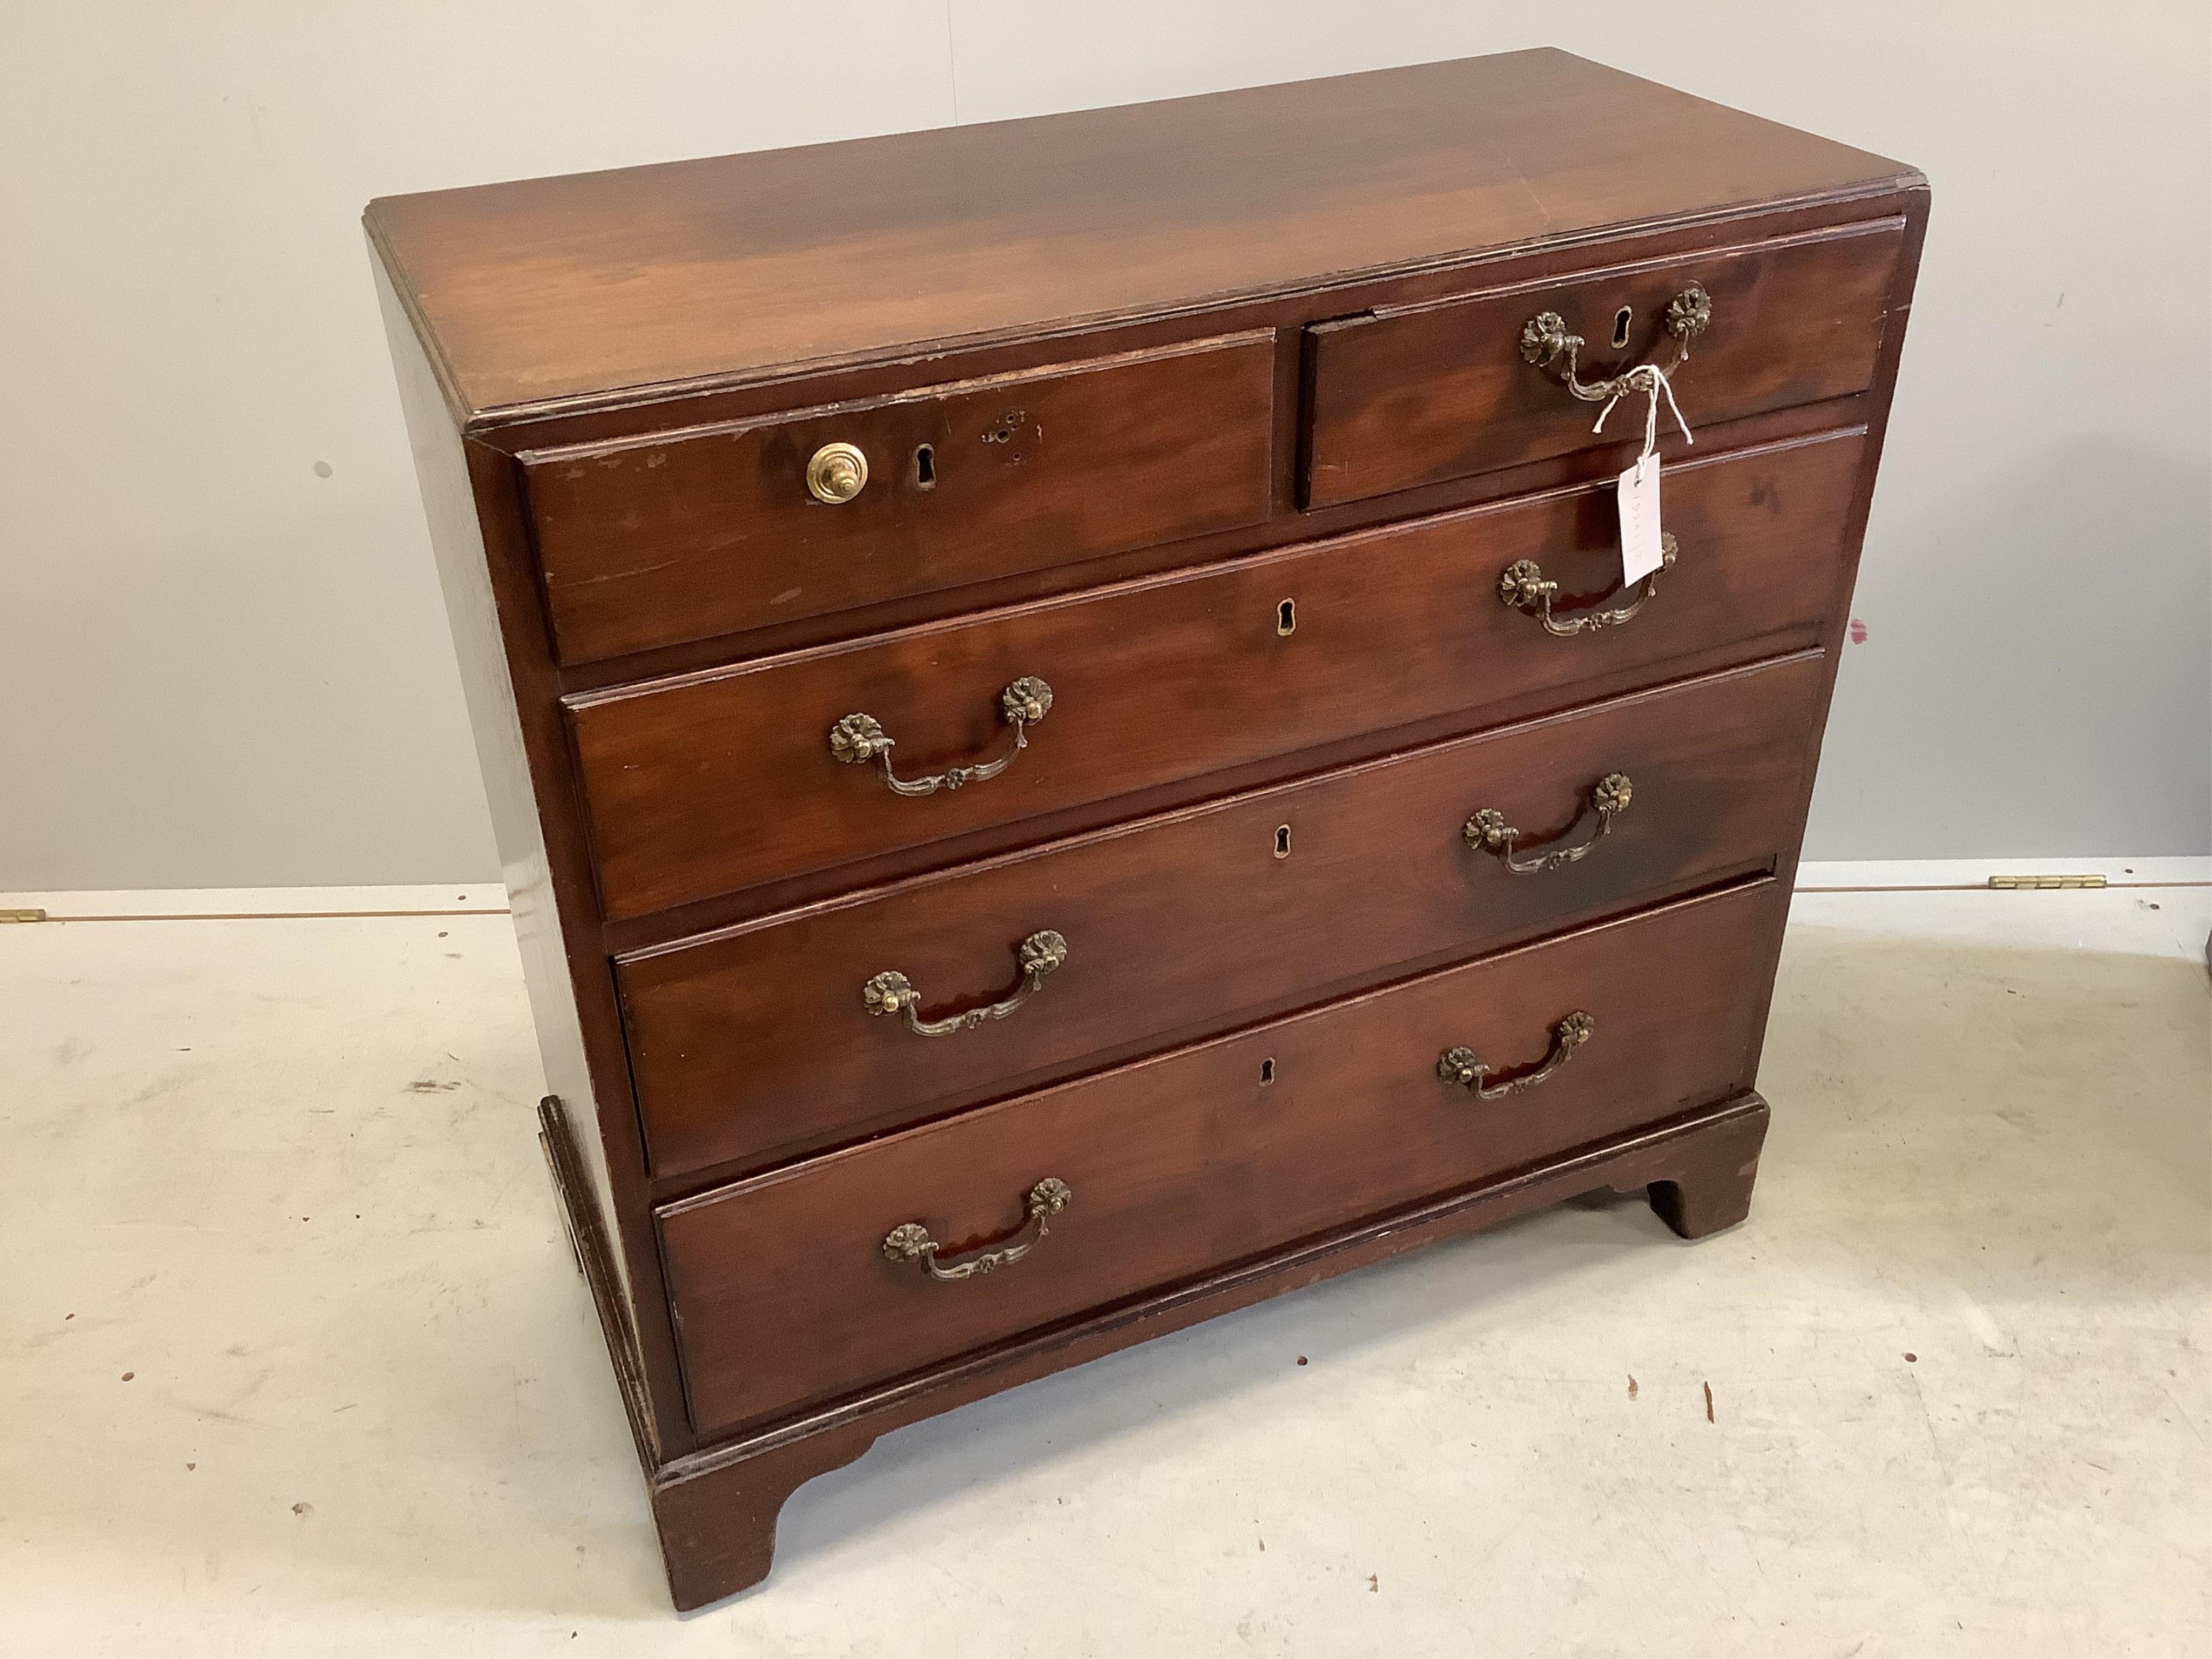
[365,49,1914,423]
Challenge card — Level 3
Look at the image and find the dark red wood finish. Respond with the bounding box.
[520,333,1277,663]
[621,652,1822,1179]
[1305,219,1903,508]
[570,430,1864,921]
[659,879,1781,1437]
[607,1087,1773,1610]
[365,50,1911,421]
[370,49,1925,1610]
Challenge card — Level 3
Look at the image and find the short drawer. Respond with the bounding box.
[658,877,1781,1437]
[620,652,1823,1178]
[1303,219,1901,509]
[569,429,1862,921]
[518,333,1277,663]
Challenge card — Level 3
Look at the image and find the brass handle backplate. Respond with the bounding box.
[1439,1013,1596,1101]
[1499,532,1676,636]
[829,676,1053,797]
[1519,285,1711,404]
[864,929,1069,1038]
[806,441,869,504]
[883,1177,1073,1282]
[1466,773,1633,874]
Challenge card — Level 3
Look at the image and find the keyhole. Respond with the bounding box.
[913,443,936,489]
[1274,824,1292,859]
[1611,306,1634,350]
[1276,598,1297,636]
[1259,1057,1277,1086]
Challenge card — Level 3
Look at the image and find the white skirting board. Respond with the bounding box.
[3,859,2205,921]
[1795,855,2209,891]
[0,885,513,919]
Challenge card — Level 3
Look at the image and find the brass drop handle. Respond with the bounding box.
[883,1178,1073,1282]
[805,441,869,504]
[1519,285,1711,404]
[1465,773,1633,874]
[1498,532,1676,636]
[829,676,1053,797]
[1438,1013,1595,1102]
[864,929,1069,1037]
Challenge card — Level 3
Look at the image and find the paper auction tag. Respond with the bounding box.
[1618,453,1664,584]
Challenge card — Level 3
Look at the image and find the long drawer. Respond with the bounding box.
[620,652,1823,1178]
[570,429,1863,921]
[1303,218,1902,509]
[518,332,1277,663]
[658,878,1782,1437]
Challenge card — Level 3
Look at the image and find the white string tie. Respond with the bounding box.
[1591,362,1693,457]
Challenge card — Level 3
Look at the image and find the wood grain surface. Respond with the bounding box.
[622,653,1823,1179]
[369,46,1926,1605]
[659,878,1781,1437]
[364,51,1913,420]
[1305,218,1903,507]
[569,430,1864,921]
[520,333,1275,662]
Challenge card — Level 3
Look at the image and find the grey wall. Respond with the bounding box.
[4,2,2207,889]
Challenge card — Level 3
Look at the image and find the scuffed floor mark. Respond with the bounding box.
[1958,1291,2019,1356]
[123,1070,192,1106]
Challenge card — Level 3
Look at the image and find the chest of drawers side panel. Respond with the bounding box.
[1729,181,1932,1083]
[371,248,700,1458]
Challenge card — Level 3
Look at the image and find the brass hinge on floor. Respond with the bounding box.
[1986,874,2107,891]
[0,908,49,923]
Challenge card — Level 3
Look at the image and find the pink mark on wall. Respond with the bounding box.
[1847,618,1869,644]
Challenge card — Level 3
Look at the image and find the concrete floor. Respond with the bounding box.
[3,867,2206,1657]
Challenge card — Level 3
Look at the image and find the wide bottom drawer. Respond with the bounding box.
[659,878,1783,1438]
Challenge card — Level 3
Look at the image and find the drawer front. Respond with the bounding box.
[518,333,1277,663]
[659,878,1781,1436]
[1304,220,1901,509]
[621,653,1823,1178]
[570,430,1862,921]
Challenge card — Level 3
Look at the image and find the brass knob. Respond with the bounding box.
[806,442,868,504]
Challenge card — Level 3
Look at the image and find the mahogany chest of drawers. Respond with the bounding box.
[368,49,1924,1609]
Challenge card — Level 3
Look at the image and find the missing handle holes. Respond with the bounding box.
[1612,306,1635,350]
[1259,1057,1277,1086]
[1273,824,1292,859]
[1276,598,1297,636]
[913,443,936,489]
